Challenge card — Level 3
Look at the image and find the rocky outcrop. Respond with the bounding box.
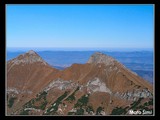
[8,50,48,66]
[7,88,33,94]
[44,78,75,92]
[114,88,152,101]
[87,52,115,66]
[86,77,112,94]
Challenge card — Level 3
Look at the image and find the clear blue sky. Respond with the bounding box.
[6,4,154,49]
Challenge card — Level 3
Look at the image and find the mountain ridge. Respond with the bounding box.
[7,50,153,115]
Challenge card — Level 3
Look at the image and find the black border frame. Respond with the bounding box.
[1,0,159,120]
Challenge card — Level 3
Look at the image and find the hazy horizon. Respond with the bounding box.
[7,47,153,52]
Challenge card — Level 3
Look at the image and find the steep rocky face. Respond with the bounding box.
[88,52,152,92]
[7,50,48,67]
[7,51,153,115]
[87,52,115,66]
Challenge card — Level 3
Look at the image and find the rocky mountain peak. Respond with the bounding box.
[87,52,115,66]
[27,50,37,55]
[8,50,48,65]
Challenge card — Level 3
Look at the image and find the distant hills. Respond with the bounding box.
[7,50,153,115]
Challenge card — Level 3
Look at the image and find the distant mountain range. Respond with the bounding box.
[7,50,153,115]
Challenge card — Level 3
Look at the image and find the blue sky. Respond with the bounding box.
[6,4,154,49]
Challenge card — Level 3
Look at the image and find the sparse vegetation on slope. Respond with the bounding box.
[8,96,17,108]
[111,98,153,115]
[67,94,90,115]
[130,98,143,110]
[96,106,104,115]
[44,91,69,115]
[74,94,89,108]
[20,110,29,115]
[86,105,94,114]
[65,86,79,102]
[20,91,48,115]
[111,107,127,115]
[75,108,84,115]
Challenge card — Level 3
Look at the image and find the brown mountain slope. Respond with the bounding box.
[7,51,153,115]
[7,50,59,114]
